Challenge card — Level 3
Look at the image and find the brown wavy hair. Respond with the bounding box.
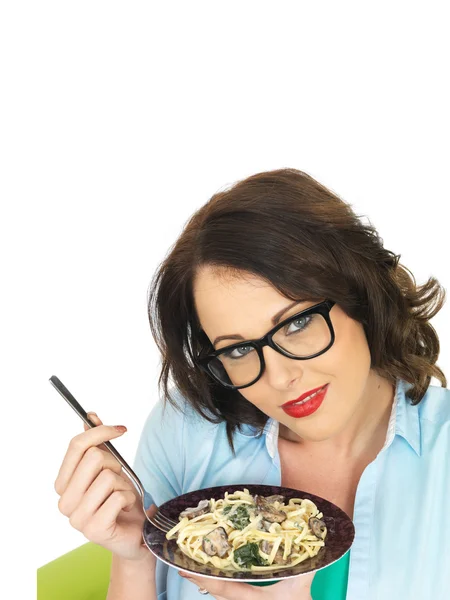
[147,168,447,454]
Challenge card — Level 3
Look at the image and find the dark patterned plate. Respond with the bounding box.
[142,484,355,582]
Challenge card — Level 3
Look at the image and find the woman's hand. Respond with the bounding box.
[54,412,155,563]
[178,571,315,600]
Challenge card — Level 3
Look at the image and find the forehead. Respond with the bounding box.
[193,266,289,333]
[194,265,278,303]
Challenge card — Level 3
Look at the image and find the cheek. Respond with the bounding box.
[328,309,370,359]
[324,318,372,387]
[238,388,265,409]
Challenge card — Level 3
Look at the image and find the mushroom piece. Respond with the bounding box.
[256,518,273,532]
[179,499,210,520]
[273,547,290,565]
[202,527,231,558]
[264,494,285,504]
[254,495,287,524]
[259,540,272,554]
[309,517,327,539]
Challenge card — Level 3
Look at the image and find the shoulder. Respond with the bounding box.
[416,381,450,425]
[133,388,222,507]
[143,386,201,425]
[411,381,450,458]
[137,387,222,448]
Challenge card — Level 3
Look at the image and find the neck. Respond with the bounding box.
[278,372,396,461]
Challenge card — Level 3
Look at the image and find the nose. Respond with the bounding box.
[261,345,304,390]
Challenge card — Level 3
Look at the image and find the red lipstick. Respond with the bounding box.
[280,384,329,419]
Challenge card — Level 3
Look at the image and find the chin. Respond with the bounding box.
[293,422,340,443]
[301,432,335,443]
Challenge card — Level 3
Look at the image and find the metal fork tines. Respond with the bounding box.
[150,509,179,533]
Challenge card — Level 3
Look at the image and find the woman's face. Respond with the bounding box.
[193,266,374,443]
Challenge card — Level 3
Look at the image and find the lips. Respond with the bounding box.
[281,384,329,408]
[280,384,329,419]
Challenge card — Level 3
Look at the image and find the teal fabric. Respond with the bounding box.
[311,552,349,600]
[249,551,349,599]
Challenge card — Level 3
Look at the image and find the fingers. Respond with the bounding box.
[54,418,127,495]
[177,571,315,599]
[57,446,125,516]
[178,572,259,600]
[86,488,138,539]
[54,412,149,561]
[276,572,315,598]
[64,468,136,533]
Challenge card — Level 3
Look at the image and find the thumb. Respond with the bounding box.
[84,412,119,453]
[84,412,103,429]
[145,503,158,519]
[178,572,258,600]
[140,504,159,548]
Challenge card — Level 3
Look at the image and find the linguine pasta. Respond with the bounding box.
[165,488,327,572]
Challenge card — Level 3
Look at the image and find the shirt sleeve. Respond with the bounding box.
[132,393,186,510]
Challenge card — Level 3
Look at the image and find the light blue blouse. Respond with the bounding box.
[133,379,450,599]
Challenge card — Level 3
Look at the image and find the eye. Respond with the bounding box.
[285,315,312,335]
[221,345,254,360]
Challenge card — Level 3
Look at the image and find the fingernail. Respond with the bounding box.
[114,425,127,432]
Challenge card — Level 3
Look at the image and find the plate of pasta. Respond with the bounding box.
[142,484,355,582]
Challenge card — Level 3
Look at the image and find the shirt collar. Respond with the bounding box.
[392,378,421,456]
[264,378,421,460]
[263,418,279,459]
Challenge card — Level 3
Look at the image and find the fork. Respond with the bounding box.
[49,375,178,534]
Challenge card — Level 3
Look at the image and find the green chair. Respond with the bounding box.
[37,543,349,599]
[37,543,112,600]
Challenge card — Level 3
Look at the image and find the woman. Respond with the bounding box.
[54,169,449,600]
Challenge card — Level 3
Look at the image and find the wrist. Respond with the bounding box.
[108,551,157,600]
[114,547,156,570]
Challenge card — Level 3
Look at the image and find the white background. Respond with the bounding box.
[1,1,449,597]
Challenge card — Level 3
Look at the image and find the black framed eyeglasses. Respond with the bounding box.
[196,299,336,390]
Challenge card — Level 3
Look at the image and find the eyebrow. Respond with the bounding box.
[212,300,305,347]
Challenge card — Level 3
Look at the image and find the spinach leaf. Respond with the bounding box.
[226,505,251,530]
[233,543,268,568]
